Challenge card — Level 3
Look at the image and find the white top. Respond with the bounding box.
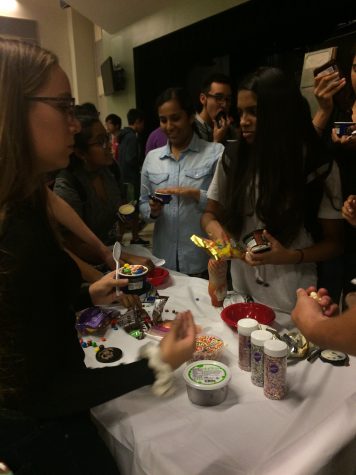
[251,329,273,346]
[237,317,259,335]
[207,159,343,314]
[264,339,288,357]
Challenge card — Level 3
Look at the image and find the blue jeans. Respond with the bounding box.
[0,410,120,475]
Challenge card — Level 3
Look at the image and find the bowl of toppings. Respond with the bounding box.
[118,264,149,294]
[146,267,169,287]
[221,302,275,329]
[190,335,224,362]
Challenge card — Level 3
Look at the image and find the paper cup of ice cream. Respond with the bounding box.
[334,122,356,137]
[118,203,135,222]
[243,229,271,254]
[154,192,172,204]
[118,264,148,294]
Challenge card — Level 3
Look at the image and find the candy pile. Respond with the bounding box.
[192,335,224,361]
[120,264,147,275]
[190,235,242,260]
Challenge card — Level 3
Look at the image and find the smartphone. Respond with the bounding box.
[215,111,227,129]
[313,59,339,78]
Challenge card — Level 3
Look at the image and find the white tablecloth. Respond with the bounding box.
[83,256,356,475]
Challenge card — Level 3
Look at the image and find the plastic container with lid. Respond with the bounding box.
[184,360,231,406]
[237,318,259,371]
[263,339,288,400]
[250,329,273,387]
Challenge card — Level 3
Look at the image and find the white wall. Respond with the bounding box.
[0,0,98,107]
[1,0,246,121]
[0,0,74,87]
[97,0,246,122]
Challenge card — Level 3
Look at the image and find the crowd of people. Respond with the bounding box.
[0,35,355,473]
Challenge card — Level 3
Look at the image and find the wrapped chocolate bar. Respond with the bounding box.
[190,235,242,260]
[76,307,117,336]
[152,296,169,325]
[117,307,152,340]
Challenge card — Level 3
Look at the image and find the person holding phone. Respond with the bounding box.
[202,66,343,314]
[312,44,356,304]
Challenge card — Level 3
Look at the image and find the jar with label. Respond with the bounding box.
[263,339,288,400]
[237,318,259,371]
[208,259,228,307]
[250,330,273,387]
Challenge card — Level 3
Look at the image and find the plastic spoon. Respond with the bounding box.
[112,241,122,296]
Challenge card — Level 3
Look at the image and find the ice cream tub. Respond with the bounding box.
[243,229,271,254]
[184,360,231,406]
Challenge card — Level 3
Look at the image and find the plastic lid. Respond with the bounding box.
[264,339,288,357]
[237,318,259,336]
[251,329,273,346]
[184,360,231,391]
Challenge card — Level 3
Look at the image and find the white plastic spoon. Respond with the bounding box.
[113,241,122,296]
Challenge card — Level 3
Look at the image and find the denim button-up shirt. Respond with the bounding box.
[139,133,224,274]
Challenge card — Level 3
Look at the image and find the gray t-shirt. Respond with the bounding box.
[54,164,122,245]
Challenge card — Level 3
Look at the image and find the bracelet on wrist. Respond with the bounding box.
[295,248,304,264]
[139,343,175,396]
[150,213,158,220]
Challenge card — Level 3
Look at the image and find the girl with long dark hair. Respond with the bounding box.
[202,67,343,314]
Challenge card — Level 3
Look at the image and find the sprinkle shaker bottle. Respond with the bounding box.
[237,318,259,371]
[250,330,273,387]
[263,340,288,399]
[208,259,228,307]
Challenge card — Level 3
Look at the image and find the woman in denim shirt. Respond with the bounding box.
[140,87,224,276]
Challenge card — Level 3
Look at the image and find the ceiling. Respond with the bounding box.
[65,0,182,34]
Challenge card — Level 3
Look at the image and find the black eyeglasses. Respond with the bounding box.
[206,93,232,103]
[88,134,111,149]
[26,96,76,117]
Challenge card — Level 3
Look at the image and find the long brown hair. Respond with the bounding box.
[0,38,58,403]
[0,37,58,216]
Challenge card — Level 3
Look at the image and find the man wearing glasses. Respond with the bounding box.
[195,73,238,144]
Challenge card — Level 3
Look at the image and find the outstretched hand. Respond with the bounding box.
[159,310,196,370]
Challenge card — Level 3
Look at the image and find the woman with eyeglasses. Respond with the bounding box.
[201,67,344,315]
[0,38,196,474]
[54,115,123,253]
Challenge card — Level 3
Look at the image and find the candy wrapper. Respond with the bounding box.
[152,296,169,325]
[76,307,118,336]
[190,235,243,260]
[117,307,153,340]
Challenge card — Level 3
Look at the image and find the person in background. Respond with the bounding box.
[54,115,125,256]
[201,67,343,314]
[118,108,149,245]
[105,113,122,161]
[0,37,196,474]
[312,44,356,304]
[75,101,100,118]
[145,125,167,155]
[195,72,238,144]
[140,87,224,277]
[292,286,356,355]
